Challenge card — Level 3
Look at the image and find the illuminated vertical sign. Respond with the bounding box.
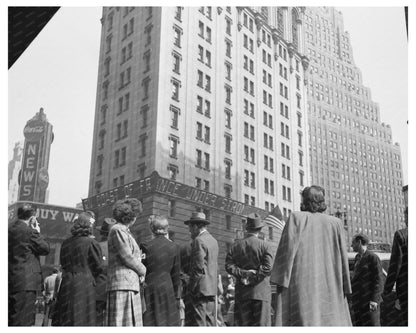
[18,118,45,201]
[19,141,40,201]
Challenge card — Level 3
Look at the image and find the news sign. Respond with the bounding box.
[18,141,40,201]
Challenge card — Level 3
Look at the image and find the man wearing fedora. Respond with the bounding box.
[185,211,219,326]
[225,213,274,326]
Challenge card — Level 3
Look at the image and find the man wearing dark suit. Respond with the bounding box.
[225,213,274,326]
[351,233,383,326]
[185,211,219,326]
[383,208,408,325]
[8,203,50,326]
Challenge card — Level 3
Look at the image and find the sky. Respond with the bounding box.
[7,5,410,208]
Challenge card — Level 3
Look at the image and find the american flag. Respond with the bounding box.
[264,205,285,230]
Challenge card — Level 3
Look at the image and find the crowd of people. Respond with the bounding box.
[8,185,408,326]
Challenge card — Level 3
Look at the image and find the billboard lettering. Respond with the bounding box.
[18,141,40,201]
[82,171,266,217]
[8,202,83,239]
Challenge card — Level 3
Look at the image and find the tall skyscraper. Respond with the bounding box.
[8,141,23,204]
[18,108,54,203]
[304,7,405,244]
[88,7,310,222]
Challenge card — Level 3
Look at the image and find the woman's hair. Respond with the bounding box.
[300,185,327,213]
[113,198,142,224]
[148,215,169,235]
[71,212,94,236]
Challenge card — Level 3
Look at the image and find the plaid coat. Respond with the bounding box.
[107,223,146,292]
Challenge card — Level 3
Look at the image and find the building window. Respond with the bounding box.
[299,170,304,186]
[113,177,118,188]
[169,135,179,158]
[173,52,181,74]
[298,131,303,147]
[120,147,126,166]
[104,57,110,76]
[98,130,105,150]
[172,79,180,101]
[102,81,109,100]
[141,105,149,128]
[195,177,202,189]
[205,100,211,117]
[196,122,203,140]
[140,134,147,157]
[224,185,232,198]
[196,149,202,167]
[226,215,232,229]
[106,35,112,53]
[114,150,120,168]
[250,172,255,188]
[175,7,182,21]
[225,17,232,35]
[297,94,302,109]
[197,70,203,87]
[225,134,232,153]
[143,51,151,73]
[244,170,249,186]
[204,126,210,143]
[206,26,212,43]
[95,181,102,194]
[205,74,211,92]
[225,159,232,179]
[168,199,176,217]
[225,62,232,81]
[170,105,179,129]
[167,164,178,180]
[137,163,146,179]
[299,150,304,166]
[196,95,203,113]
[225,85,232,105]
[206,50,211,67]
[225,109,232,128]
[204,180,210,191]
[204,153,210,170]
[225,39,232,58]
[96,155,103,176]
[173,26,182,47]
[142,77,150,100]
[198,45,204,62]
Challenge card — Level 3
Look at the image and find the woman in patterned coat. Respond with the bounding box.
[106,198,146,326]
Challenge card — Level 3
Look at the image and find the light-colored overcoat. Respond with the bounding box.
[270,211,352,326]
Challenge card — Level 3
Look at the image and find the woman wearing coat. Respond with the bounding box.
[106,198,146,326]
[52,212,105,326]
[141,215,181,326]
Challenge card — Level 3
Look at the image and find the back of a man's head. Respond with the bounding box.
[17,204,37,221]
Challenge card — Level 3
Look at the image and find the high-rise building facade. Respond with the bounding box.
[304,7,405,244]
[8,141,23,204]
[88,6,310,221]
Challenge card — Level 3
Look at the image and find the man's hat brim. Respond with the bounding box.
[184,218,210,225]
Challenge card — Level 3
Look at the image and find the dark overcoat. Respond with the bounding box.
[384,228,408,301]
[351,250,383,325]
[8,220,50,292]
[141,235,181,326]
[53,235,105,326]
